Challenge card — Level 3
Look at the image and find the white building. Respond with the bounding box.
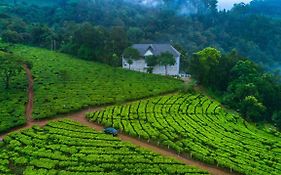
[122,44,181,76]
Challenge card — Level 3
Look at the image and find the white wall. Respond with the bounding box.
[122,56,180,76]
[122,58,147,73]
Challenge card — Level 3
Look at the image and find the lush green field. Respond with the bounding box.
[0,52,27,133]
[87,93,281,175]
[0,119,208,175]
[5,44,182,120]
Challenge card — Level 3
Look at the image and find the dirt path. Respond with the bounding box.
[23,64,33,122]
[69,116,238,175]
[0,67,238,175]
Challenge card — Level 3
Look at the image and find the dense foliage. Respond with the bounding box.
[0,0,281,70]
[6,44,182,120]
[189,47,281,128]
[0,51,27,132]
[0,119,208,174]
[232,0,281,18]
[87,93,281,175]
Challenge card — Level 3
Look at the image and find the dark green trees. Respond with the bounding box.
[188,47,221,86]
[145,55,158,73]
[0,53,22,89]
[123,47,140,70]
[157,52,176,75]
[188,47,281,126]
[273,111,281,130]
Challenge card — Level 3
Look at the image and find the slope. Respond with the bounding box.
[0,44,183,132]
[0,119,209,175]
[87,93,281,175]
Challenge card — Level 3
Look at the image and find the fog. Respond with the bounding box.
[218,0,252,10]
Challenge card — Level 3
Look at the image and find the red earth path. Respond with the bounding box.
[23,64,33,122]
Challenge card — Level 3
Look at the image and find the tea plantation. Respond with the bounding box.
[0,44,183,132]
[0,119,209,175]
[12,45,182,119]
[0,51,27,133]
[87,93,281,175]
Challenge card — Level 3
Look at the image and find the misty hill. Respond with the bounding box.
[2,0,217,14]
[248,0,281,17]
[1,0,281,70]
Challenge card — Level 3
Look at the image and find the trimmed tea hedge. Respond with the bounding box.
[10,45,183,119]
[87,93,281,175]
[0,119,208,175]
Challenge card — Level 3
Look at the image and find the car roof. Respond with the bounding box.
[105,127,117,132]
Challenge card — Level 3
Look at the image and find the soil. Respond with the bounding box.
[0,66,239,175]
[23,64,33,122]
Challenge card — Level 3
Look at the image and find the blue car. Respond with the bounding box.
[104,127,118,136]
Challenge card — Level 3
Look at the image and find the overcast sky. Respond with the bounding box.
[218,0,252,10]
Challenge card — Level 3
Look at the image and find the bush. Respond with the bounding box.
[273,111,281,130]
[181,79,196,93]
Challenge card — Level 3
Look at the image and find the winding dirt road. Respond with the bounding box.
[0,66,239,175]
[23,64,33,122]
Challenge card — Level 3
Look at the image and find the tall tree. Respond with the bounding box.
[123,47,140,70]
[145,55,158,73]
[241,96,266,122]
[188,47,221,85]
[157,52,175,75]
[0,53,22,89]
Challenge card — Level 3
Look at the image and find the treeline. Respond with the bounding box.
[1,0,281,70]
[0,19,129,66]
[232,0,281,18]
[189,47,281,129]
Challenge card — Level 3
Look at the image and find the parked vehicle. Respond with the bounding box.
[104,127,118,136]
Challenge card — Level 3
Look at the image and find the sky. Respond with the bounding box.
[217,0,252,10]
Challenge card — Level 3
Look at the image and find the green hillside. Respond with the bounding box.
[0,44,183,132]
[0,52,27,133]
[0,119,209,175]
[87,93,281,175]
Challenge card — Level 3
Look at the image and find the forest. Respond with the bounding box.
[0,0,281,70]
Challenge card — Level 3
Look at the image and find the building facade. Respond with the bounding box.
[122,44,181,76]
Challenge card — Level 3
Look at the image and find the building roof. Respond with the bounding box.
[131,44,181,57]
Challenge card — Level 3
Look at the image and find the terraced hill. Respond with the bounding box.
[87,93,281,175]
[0,119,208,175]
[0,44,182,132]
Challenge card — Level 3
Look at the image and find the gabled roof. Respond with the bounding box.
[131,44,181,57]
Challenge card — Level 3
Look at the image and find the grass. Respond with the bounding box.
[0,119,209,175]
[87,93,281,175]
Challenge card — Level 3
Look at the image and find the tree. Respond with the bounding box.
[241,96,266,122]
[127,59,133,70]
[157,52,175,75]
[189,47,221,85]
[110,26,129,56]
[174,44,189,72]
[123,47,140,70]
[29,24,54,48]
[202,0,218,14]
[111,53,121,67]
[273,111,281,130]
[145,55,158,73]
[209,50,243,91]
[1,30,23,43]
[0,53,23,89]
